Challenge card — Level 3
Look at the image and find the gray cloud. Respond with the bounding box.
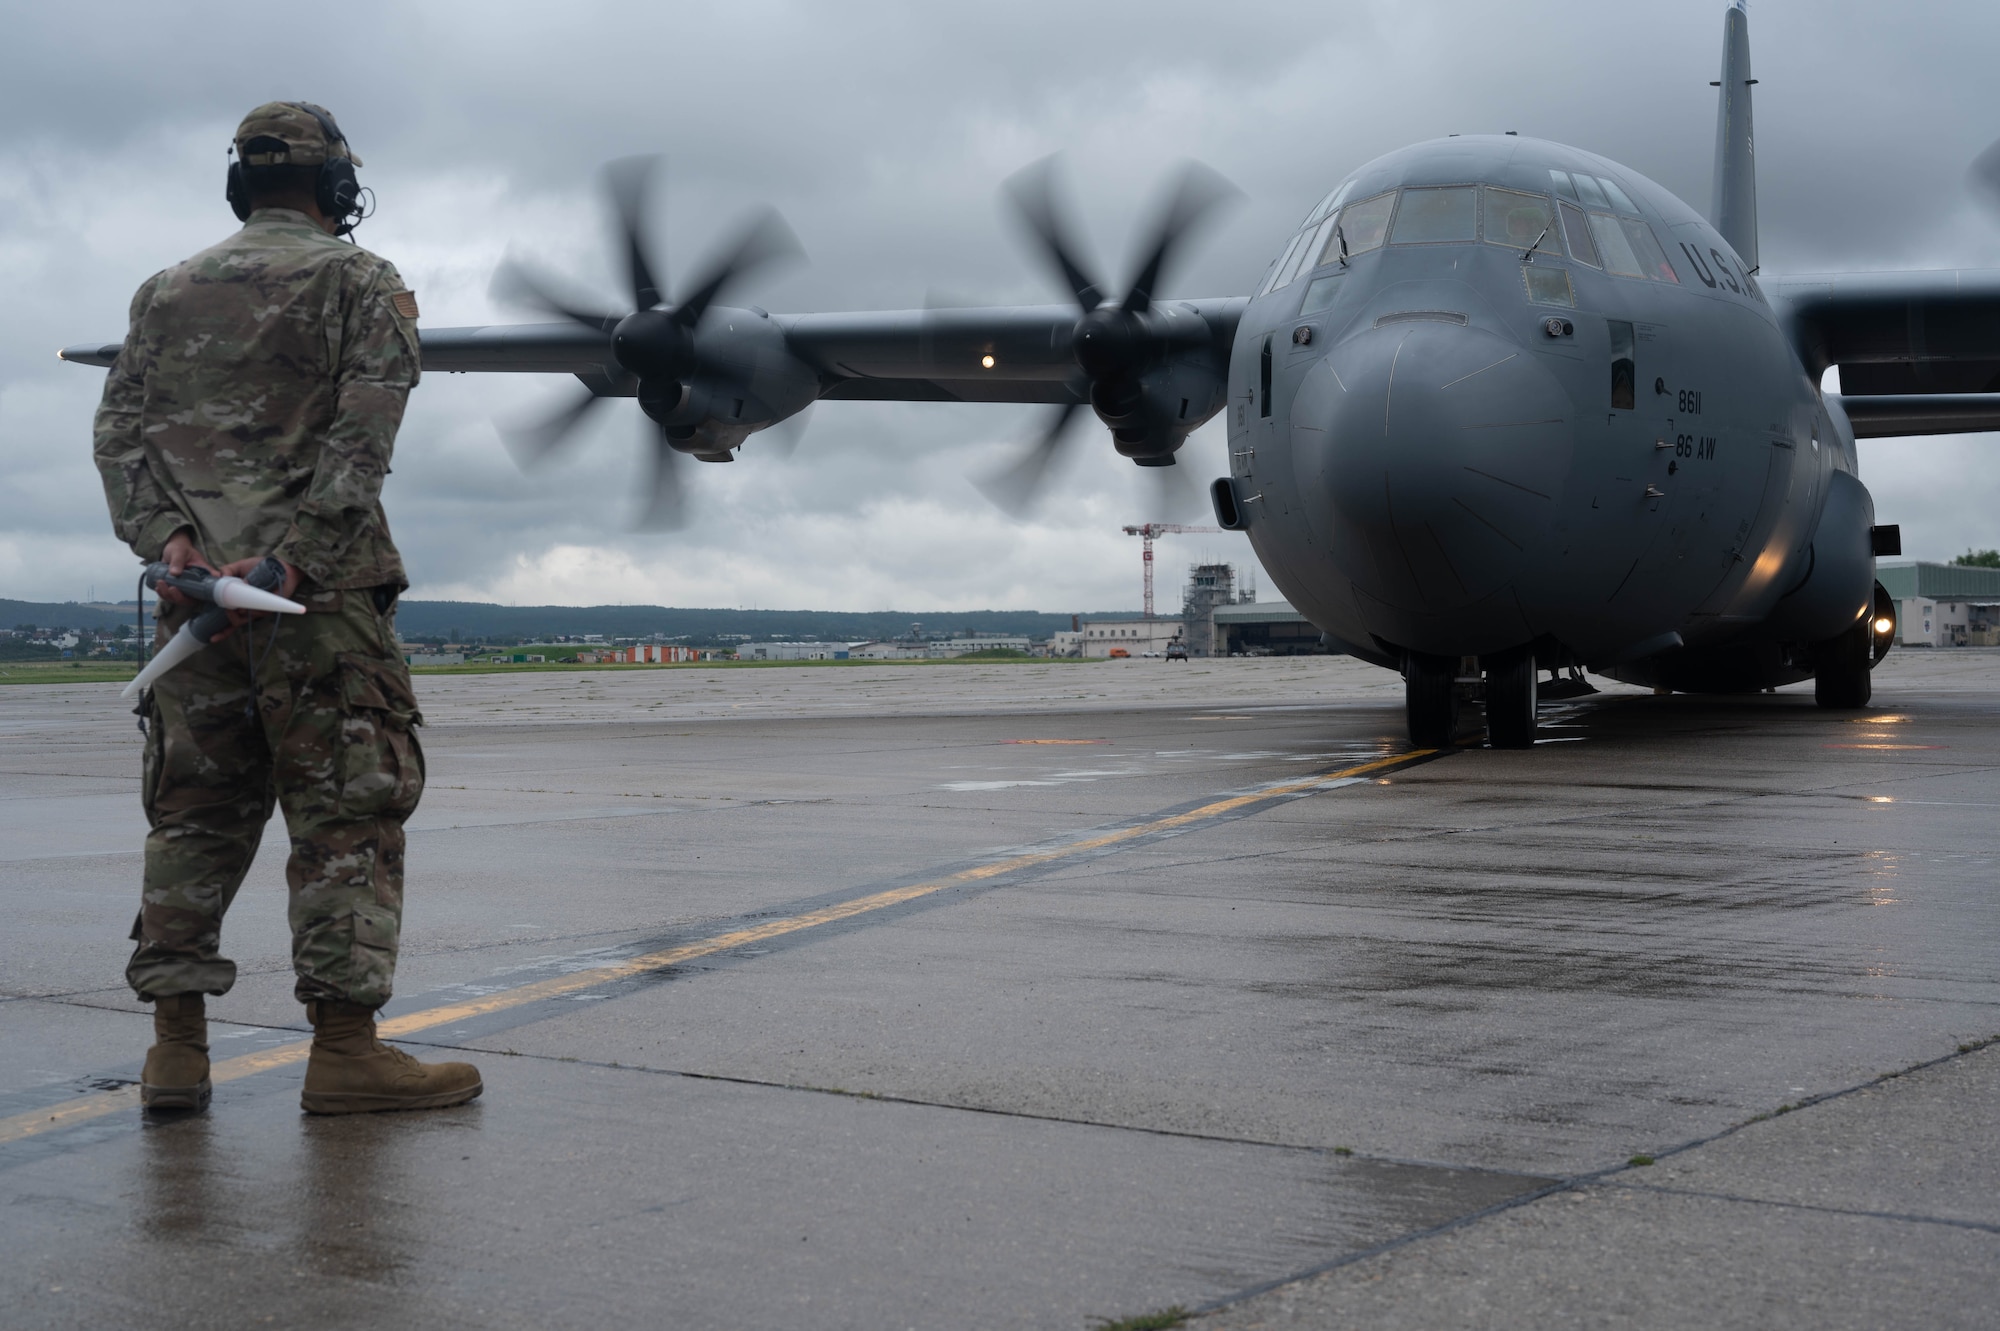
[4,0,1997,609]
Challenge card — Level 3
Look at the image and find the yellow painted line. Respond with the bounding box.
[0,749,1431,1146]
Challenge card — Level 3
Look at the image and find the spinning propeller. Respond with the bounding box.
[980,156,1238,516]
[496,156,801,529]
[1970,136,2000,220]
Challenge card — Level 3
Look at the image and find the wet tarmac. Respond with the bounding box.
[2,652,1996,1328]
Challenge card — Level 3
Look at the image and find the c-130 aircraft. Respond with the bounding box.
[61,3,2000,748]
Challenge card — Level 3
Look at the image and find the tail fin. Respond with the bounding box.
[1711,1,1758,270]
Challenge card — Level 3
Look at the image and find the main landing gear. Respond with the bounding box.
[1813,617,1873,709]
[1403,648,1540,750]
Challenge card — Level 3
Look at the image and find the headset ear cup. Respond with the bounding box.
[226,161,251,222]
[317,160,360,227]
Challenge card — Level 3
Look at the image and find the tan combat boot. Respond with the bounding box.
[301,1000,483,1114]
[141,992,212,1112]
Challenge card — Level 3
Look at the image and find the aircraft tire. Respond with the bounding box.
[1405,653,1458,749]
[1814,620,1872,709]
[1484,646,1538,749]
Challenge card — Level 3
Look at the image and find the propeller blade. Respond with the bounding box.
[975,396,1084,516]
[491,260,624,332]
[604,155,667,310]
[1121,161,1239,316]
[1140,452,1206,523]
[500,387,608,468]
[672,207,803,329]
[1970,137,2000,218]
[760,403,814,461]
[1003,156,1106,313]
[636,421,691,531]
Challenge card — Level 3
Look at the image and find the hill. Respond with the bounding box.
[389,602,1142,644]
[1,596,1147,644]
[1,599,137,632]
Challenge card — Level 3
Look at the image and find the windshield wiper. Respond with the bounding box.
[1521,221,1553,263]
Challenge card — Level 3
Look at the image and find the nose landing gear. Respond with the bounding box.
[1483,646,1539,749]
[1813,618,1874,708]
[1404,652,1459,748]
[1404,648,1542,749]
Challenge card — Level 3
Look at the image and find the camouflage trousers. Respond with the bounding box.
[129,588,424,1007]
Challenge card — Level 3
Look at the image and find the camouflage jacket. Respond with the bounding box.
[92,208,420,590]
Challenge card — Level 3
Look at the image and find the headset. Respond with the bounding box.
[225,102,370,236]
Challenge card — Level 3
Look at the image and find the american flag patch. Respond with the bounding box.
[390,290,419,319]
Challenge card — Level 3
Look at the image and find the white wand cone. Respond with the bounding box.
[121,625,207,700]
[211,576,305,616]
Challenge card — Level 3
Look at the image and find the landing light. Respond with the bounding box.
[981,354,996,369]
[1873,617,1894,634]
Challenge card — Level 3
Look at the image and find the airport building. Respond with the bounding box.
[1078,618,1183,657]
[735,641,858,661]
[1877,562,2000,647]
[849,635,1034,660]
[1181,562,1251,657]
[1213,600,1326,655]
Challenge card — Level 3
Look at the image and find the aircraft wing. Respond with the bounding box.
[404,298,1245,406]
[1770,269,2000,437]
[64,297,1248,406]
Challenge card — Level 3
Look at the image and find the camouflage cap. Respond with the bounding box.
[233,101,362,168]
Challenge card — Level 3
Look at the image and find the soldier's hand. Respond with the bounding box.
[217,556,302,632]
[158,529,218,607]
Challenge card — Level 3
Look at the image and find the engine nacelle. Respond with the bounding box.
[1088,325,1224,461]
[637,305,819,459]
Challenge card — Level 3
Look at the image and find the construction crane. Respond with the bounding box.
[1121,523,1221,618]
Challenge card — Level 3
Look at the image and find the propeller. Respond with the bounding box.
[758,401,814,462]
[1969,137,2000,219]
[493,155,802,527]
[982,155,1237,515]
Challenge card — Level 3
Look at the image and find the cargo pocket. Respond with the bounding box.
[139,695,166,826]
[335,653,426,819]
[348,903,401,1007]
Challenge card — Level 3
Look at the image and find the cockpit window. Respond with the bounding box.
[1570,172,1610,209]
[1558,201,1598,267]
[1390,186,1477,244]
[1482,188,1556,255]
[1295,214,1341,279]
[1299,273,1344,316]
[1303,182,1350,229]
[1549,169,1579,202]
[1259,230,1310,296]
[1619,218,1679,282]
[1326,191,1395,261]
[1596,176,1638,213]
[1587,212,1645,278]
[1272,233,1313,292]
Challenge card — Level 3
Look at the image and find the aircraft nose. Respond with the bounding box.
[1290,319,1575,617]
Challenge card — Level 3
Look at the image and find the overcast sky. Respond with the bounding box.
[3,0,1996,611]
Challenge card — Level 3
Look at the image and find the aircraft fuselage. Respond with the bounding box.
[1225,135,1872,691]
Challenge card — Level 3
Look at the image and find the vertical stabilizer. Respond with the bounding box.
[1711,0,1758,270]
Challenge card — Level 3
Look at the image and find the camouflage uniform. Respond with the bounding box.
[93,104,425,1007]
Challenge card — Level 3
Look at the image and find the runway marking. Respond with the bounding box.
[0,748,1434,1147]
[1002,738,1108,745]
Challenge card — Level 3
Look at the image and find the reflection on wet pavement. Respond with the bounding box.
[2,653,1997,1327]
